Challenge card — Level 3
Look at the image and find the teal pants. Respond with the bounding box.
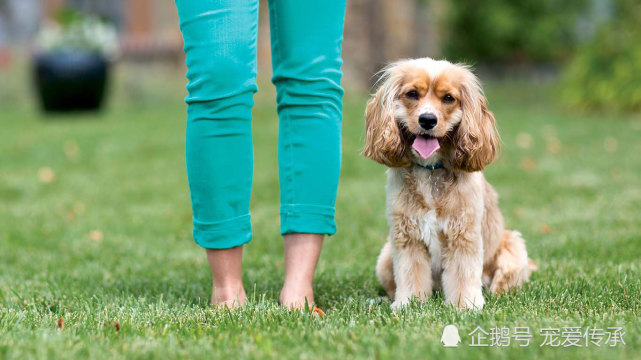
[175,0,346,249]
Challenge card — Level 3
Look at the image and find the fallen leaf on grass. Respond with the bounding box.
[520,157,537,171]
[105,321,120,332]
[540,224,550,234]
[57,317,63,330]
[312,307,324,318]
[87,230,104,242]
[38,167,55,183]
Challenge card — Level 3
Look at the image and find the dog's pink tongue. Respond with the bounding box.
[412,135,440,159]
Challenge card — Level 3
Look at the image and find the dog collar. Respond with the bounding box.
[415,162,444,171]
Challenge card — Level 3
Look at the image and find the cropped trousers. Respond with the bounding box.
[175,0,346,249]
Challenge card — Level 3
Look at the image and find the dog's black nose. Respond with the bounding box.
[418,113,437,130]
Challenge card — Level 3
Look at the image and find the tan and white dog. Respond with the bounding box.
[363,58,536,310]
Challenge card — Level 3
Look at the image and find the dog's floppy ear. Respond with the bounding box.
[363,67,410,167]
[448,66,500,172]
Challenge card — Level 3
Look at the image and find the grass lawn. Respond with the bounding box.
[1,63,640,359]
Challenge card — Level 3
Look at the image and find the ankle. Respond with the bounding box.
[211,283,246,306]
[280,233,322,307]
[282,277,313,292]
[205,247,245,307]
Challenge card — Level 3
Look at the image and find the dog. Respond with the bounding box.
[363,57,535,310]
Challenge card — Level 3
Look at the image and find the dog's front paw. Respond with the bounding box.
[390,298,410,311]
[446,290,485,310]
[461,293,485,310]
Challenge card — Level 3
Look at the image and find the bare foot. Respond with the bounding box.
[279,233,323,310]
[279,284,314,310]
[207,246,246,309]
[211,285,247,309]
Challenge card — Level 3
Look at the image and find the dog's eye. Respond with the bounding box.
[442,94,455,104]
[405,90,419,99]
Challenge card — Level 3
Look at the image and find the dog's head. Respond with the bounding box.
[363,58,500,172]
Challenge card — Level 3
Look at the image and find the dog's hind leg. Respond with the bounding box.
[376,241,396,299]
[486,230,536,294]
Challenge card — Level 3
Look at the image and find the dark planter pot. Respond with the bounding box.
[33,50,109,112]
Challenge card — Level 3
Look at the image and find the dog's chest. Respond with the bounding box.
[386,169,446,276]
[418,207,443,277]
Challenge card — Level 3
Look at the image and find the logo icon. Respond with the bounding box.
[441,325,461,347]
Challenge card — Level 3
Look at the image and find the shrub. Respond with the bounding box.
[441,0,586,64]
[560,0,641,111]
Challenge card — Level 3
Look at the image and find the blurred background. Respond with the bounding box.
[0,0,639,109]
